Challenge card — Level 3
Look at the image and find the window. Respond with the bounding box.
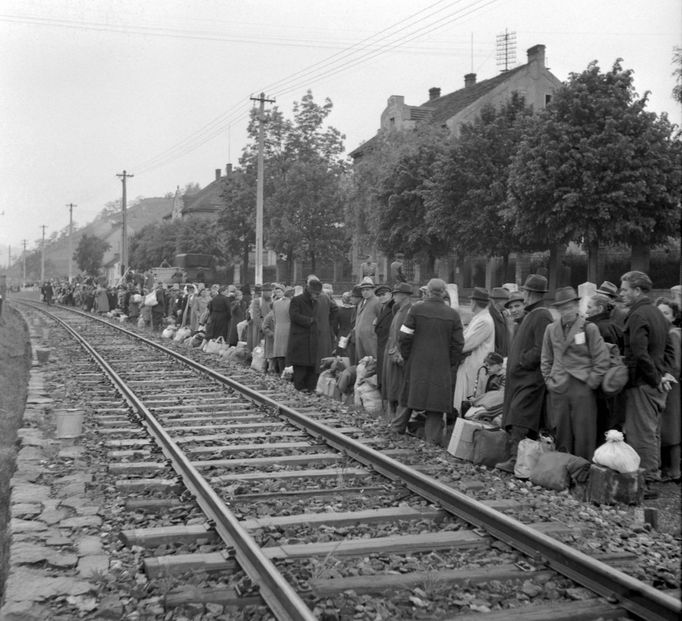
[545,94,552,106]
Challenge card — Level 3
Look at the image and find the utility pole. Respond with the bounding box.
[22,239,27,284]
[249,93,274,286]
[116,170,134,276]
[40,225,47,282]
[66,203,76,282]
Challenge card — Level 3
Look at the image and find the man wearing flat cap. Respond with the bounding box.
[399,278,464,445]
[452,288,495,417]
[541,286,610,459]
[497,275,554,473]
[384,282,414,432]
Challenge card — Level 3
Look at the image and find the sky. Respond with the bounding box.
[1,0,680,264]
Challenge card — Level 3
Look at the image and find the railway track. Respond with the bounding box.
[11,300,682,620]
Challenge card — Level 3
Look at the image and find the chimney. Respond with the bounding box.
[428,87,441,101]
[226,163,233,176]
[215,168,221,181]
[464,73,476,88]
[526,44,546,68]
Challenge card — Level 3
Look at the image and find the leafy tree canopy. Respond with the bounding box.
[73,234,110,275]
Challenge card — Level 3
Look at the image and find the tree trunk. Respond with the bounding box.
[502,253,510,284]
[586,238,599,284]
[630,239,650,273]
[242,244,250,286]
[549,243,565,291]
[310,250,316,275]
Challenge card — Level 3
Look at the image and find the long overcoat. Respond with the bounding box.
[206,293,231,340]
[453,307,495,413]
[374,300,395,389]
[382,298,412,402]
[355,294,381,359]
[398,297,464,413]
[315,293,337,363]
[501,301,553,432]
[287,289,319,367]
[272,297,291,358]
[489,303,509,357]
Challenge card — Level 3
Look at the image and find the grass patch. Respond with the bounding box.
[0,305,32,600]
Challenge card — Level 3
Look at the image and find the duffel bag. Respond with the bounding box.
[472,427,509,468]
[173,326,191,342]
[530,451,591,491]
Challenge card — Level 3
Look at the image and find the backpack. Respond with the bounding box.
[601,342,628,396]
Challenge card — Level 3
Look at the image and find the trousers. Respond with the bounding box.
[292,365,318,392]
[547,375,598,460]
[624,384,667,481]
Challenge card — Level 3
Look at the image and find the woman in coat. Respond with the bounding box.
[205,286,231,340]
[272,290,292,375]
[453,288,496,415]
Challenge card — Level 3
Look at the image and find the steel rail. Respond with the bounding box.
[23,302,682,621]
[21,302,316,621]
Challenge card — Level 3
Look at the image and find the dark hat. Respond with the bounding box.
[470,287,490,303]
[392,282,413,295]
[504,291,525,308]
[552,286,580,306]
[522,274,548,293]
[358,277,375,289]
[351,285,362,297]
[491,287,510,301]
[262,283,273,291]
[308,279,323,292]
[375,284,392,295]
[254,284,263,293]
[395,252,405,259]
[596,281,619,299]
[485,351,504,366]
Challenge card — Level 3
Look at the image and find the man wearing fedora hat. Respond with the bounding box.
[504,291,526,339]
[399,279,464,445]
[496,275,554,473]
[541,286,610,459]
[490,287,511,357]
[452,288,495,417]
[354,277,381,361]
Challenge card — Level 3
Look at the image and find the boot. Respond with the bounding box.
[495,426,523,473]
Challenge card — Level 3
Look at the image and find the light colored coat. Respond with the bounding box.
[272,297,291,358]
[354,294,381,360]
[453,307,495,413]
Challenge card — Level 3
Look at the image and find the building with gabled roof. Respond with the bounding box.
[350,44,560,161]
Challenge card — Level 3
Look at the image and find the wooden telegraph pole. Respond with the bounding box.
[66,203,76,282]
[116,170,134,276]
[249,93,274,286]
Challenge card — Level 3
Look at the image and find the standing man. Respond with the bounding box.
[384,282,414,432]
[489,287,510,357]
[620,271,675,492]
[505,291,526,340]
[541,286,610,459]
[151,281,167,332]
[496,275,553,472]
[453,287,495,416]
[373,284,394,394]
[399,278,464,445]
[390,253,407,284]
[354,277,381,360]
[360,255,378,280]
[287,279,323,392]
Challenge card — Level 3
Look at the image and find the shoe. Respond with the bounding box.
[495,458,516,474]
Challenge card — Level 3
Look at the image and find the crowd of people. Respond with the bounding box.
[38,266,681,495]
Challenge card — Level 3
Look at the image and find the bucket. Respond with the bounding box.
[54,409,84,439]
[35,348,51,364]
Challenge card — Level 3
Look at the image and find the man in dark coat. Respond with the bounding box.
[151,282,167,332]
[384,282,414,432]
[489,287,510,357]
[496,274,554,473]
[287,279,323,392]
[620,271,676,491]
[398,278,464,445]
[205,285,231,340]
[389,253,406,284]
[374,284,394,392]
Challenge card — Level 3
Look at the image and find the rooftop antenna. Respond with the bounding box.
[496,29,517,72]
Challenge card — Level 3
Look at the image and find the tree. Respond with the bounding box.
[222,91,349,281]
[673,46,682,105]
[508,59,681,280]
[425,94,534,268]
[74,234,110,275]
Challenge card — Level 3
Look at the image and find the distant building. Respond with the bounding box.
[348,44,561,286]
[350,44,560,160]
[180,165,234,219]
